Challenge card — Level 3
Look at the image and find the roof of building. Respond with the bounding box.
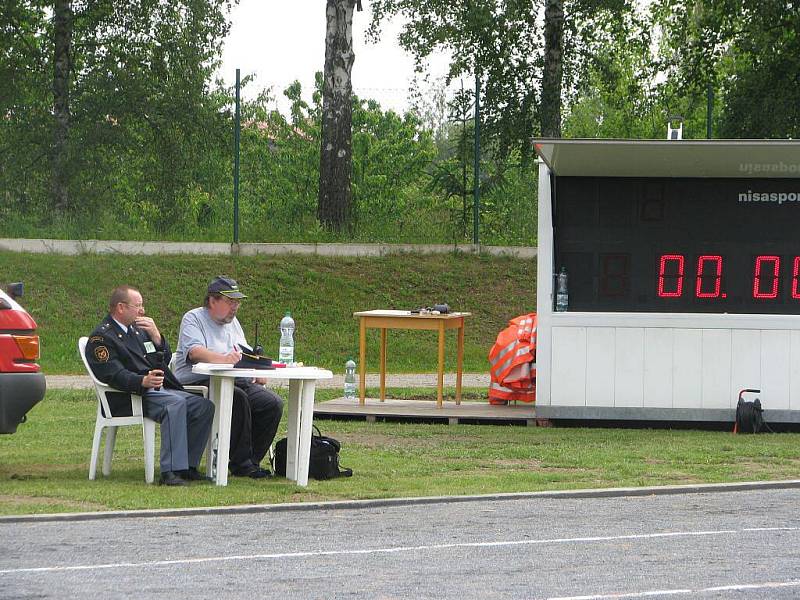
[533,139,800,178]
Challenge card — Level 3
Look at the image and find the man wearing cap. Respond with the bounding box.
[85,285,215,486]
[172,276,283,479]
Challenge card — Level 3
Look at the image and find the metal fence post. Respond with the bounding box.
[233,68,241,245]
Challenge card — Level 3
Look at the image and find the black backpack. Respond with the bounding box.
[272,426,353,480]
[735,390,765,434]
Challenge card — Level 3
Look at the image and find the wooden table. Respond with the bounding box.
[353,310,471,408]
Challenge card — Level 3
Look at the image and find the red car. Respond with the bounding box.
[0,283,46,433]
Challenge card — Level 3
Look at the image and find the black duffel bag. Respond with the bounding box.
[272,425,353,480]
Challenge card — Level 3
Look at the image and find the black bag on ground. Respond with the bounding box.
[736,397,765,434]
[272,425,353,480]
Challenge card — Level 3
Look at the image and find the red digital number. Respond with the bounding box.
[793,257,800,299]
[753,255,781,299]
[695,255,723,298]
[658,254,684,297]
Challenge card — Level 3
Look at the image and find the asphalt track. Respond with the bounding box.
[2,483,800,599]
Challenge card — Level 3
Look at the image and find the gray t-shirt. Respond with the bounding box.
[172,306,247,383]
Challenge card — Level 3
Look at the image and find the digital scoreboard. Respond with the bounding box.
[534,140,800,423]
[555,177,800,314]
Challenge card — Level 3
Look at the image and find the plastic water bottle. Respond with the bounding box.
[344,358,357,400]
[555,267,569,312]
[278,311,295,364]
[211,433,218,479]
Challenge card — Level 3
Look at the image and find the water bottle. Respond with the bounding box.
[278,311,295,364]
[211,433,218,479]
[555,267,569,312]
[344,358,357,400]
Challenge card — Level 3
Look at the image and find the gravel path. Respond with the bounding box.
[46,372,490,390]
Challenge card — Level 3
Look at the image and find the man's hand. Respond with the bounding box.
[134,316,162,346]
[253,377,268,385]
[143,369,164,389]
[188,346,242,365]
[223,348,242,364]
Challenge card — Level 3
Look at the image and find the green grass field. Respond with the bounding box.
[0,250,535,374]
[4,249,799,517]
[2,389,800,516]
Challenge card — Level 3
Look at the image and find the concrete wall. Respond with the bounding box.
[0,238,537,259]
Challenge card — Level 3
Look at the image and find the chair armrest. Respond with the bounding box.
[184,385,208,398]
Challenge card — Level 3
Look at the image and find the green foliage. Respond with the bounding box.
[369,0,638,151]
[0,2,537,245]
[0,0,235,228]
[650,0,800,139]
[562,5,665,138]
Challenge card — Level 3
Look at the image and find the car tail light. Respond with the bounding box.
[13,335,40,360]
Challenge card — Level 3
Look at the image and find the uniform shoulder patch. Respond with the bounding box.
[94,346,110,363]
[89,335,104,343]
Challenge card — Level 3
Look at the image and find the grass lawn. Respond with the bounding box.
[0,250,535,374]
[2,388,800,516]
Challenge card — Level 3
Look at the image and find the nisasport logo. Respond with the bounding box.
[738,190,800,205]
[739,161,800,174]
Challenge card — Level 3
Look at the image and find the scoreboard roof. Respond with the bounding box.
[533,139,800,179]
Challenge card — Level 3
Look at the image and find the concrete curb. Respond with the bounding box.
[3,479,799,524]
[0,238,537,259]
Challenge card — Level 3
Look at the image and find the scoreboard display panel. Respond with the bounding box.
[554,176,800,314]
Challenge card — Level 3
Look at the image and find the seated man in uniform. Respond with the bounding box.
[172,276,283,479]
[85,285,215,486]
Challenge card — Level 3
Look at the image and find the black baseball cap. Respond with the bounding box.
[208,276,247,299]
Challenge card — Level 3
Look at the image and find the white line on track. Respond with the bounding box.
[549,578,800,599]
[1,526,798,575]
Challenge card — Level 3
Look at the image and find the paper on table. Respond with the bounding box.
[193,362,238,371]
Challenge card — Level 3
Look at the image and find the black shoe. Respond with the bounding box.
[231,464,272,479]
[159,471,188,486]
[252,466,272,478]
[179,467,210,482]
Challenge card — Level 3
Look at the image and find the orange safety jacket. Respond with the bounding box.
[487,313,537,403]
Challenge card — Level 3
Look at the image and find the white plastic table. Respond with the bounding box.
[191,363,333,486]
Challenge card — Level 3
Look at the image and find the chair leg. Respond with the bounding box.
[89,422,104,480]
[142,418,156,484]
[102,426,117,476]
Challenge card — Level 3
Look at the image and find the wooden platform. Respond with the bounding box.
[314,397,538,425]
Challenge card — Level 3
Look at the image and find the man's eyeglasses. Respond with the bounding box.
[122,302,144,309]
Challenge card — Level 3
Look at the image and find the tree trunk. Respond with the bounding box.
[318,0,356,232]
[541,0,564,138]
[52,0,72,212]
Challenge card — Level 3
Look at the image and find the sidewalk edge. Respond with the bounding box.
[3,479,799,524]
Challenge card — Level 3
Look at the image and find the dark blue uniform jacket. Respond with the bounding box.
[85,315,185,416]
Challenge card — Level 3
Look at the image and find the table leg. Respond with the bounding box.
[437,321,445,408]
[205,376,222,479]
[456,321,465,405]
[214,377,234,486]
[359,317,366,405]
[296,381,316,487]
[285,379,302,482]
[380,328,387,402]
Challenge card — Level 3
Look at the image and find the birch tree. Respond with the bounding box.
[318,0,361,231]
[51,0,71,211]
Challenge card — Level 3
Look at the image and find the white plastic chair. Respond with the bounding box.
[78,336,156,483]
[167,353,208,399]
